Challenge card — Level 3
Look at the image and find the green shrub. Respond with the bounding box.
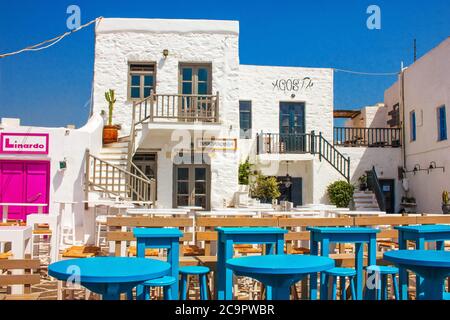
[251,174,281,203]
[238,158,253,185]
[327,180,355,208]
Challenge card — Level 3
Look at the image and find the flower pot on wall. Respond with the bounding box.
[442,204,450,214]
[103,125,119,144]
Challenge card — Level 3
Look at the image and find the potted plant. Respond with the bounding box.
[103,89,119,144]
[358,174,368,191]
[238,158,253,187]
[442,191,450,214]
[327,180,355,208]
[250,174,281,204]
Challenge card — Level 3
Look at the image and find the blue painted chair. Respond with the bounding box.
[179,266,210,300]
[323,267,356,300]
[366,265,399,300]
[142,276,177,300]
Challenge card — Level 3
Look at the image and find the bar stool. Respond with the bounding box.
[179,266,210,300]
[366,265,399,300]
[323,267,356,300]
[139,276,177,300]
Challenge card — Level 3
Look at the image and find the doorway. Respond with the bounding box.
[379,179,395,213]
[279,102,306,152]
[276,177,303,206]
[179,63,212,120]
[0,160,50,220]
[173,164,211,210]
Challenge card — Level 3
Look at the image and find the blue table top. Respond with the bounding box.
[394,224,450,233]
[226,254,334,274]
[306,226,380,234]
[133,227,183,238]
[215,227,287,235]
[48,257,170,283]
[384,250,450,268]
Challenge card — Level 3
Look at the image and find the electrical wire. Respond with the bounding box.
[333,68,399,76]
[0,17,103,59]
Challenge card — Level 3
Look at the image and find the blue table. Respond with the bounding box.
[384,250,450,300]
[395,224,450,300]
[307,226,380,300]
[227,254,334,300]
[48,257,170,300]
[216,227,287,300]
[133,228,182,299]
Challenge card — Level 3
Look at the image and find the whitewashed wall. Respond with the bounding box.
[92,19,241,208]
[0,114,104,242]
[384,38,450,213]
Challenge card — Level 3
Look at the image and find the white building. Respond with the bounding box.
[384,37,450,213]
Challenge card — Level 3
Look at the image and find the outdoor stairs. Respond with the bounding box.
[353,191,381,211]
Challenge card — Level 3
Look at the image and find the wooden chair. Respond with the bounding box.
[0,259,41,300]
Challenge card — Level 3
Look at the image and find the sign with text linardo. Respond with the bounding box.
[0,133,49,154]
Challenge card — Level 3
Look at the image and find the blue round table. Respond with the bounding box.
[48,257,170,300]
[226,254,335,300]
[384,250,450,300]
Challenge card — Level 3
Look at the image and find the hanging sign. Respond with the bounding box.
[0,133,49,154]
[197,138,237,151]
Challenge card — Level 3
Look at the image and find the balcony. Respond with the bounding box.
[256,133,311,154]
[333,127,401,147]
[133,92,219,124]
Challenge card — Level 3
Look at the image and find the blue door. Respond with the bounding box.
[279,102,306,152]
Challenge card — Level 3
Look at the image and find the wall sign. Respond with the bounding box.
[197,139,237,151]
[272,77,314,92]
[0,133,49,154]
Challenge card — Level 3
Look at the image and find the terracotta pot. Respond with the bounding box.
[103,125,119,144]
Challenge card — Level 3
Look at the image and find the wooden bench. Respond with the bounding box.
[0,259,41,300]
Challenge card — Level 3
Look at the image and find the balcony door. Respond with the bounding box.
[279,102,306,153]
[173,164,210,210]
[179,64,212,121]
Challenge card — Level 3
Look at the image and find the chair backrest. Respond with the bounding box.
[0,259,40,294]
[353,216,418,240]
[196,217,278,255]
[278,217,353,252]
[106,216,193,256]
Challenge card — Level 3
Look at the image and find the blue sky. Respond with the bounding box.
[0,0,449,127]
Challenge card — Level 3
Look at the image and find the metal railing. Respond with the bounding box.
[134,92,219,125]
[127,91,220,172]
[366,166,385,212]
[334,127,401,147]
[85,150,156,202]
[257,132,350,181]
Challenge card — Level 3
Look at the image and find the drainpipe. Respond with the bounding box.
[400,64,407,169]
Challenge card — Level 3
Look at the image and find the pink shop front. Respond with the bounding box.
[0,132,50,221]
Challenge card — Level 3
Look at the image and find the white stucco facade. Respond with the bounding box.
[384,37,450,213]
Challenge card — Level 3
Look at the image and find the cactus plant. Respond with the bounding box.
[443,191,449,205]
[105,89,116,126]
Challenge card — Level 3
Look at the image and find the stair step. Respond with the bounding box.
[100,148,129,154]
[103,141,129,148]
[98,154,129,160]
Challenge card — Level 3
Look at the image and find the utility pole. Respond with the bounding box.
[400,61,407,170]
[414,39,417,62]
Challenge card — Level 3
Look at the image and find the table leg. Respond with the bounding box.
[103,284,121,300]
[421,276,445,300]
[319,238,330,300]
[216,236,225,300]
[309,240,319,300]
[365,237,377,300]
[271,285,290,300]
[224,239,234,300]
[135,240,146,300]
[276,235,284,255]
[169,238,179,300]
[354,242,363,300]
[416,237,425,299]
[398,232,408,300]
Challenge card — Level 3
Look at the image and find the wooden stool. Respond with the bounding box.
[180,266,210,300]
[366,265,399,300]
[324,267,356,300]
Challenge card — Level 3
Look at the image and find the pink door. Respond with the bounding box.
[0,160,50,221]
[0,162,25,219]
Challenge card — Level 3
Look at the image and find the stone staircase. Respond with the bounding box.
[353,190,380,211]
